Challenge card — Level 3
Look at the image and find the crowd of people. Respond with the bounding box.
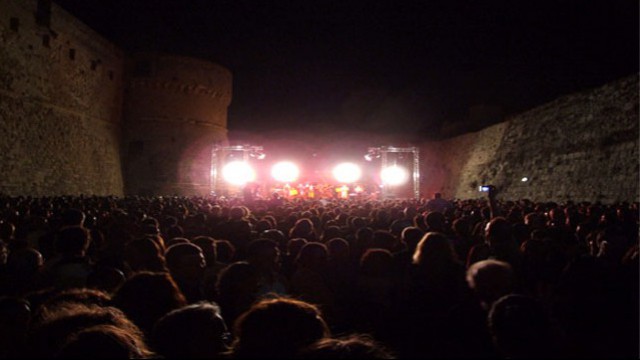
[0,192,637,358]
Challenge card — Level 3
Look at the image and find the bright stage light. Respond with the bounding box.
[222,161,256,186]
[271,161,300,183]
[381,165,409,186]
[332,162,362,184]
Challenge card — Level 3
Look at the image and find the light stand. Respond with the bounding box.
[366,146,420,199]
[210,144,265,196]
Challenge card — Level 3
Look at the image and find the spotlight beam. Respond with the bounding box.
[271,161,300,183]
[332,162,362,184]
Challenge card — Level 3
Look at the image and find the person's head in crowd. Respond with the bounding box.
[0,221,15,249]
[334,213,349,227]
[261,229,287,250]
[215,261,259,327]
[61,208,85,228]
[6,247,43,283]
[55,226,91,258]
[485,217,512,246]
[192,236,217,268]
[374,209,391,226]
[152,302,229,359]
[300,334,395,359]
[143,233,166,253]
[466,259,515,310]
[262,215,277,229]
[324,219,338,229]
[360,249,393,278]
[124,237,167,273]
[413,213,426,231]
[140,220,161,239]
[246,239,280,273]
[389,218,407,238]
[86,267,126,294]
[425,211,446,232]
[161,215,179,232]
[230,297,330,358]
[0,296,31,358]
[350,216,367,230]
[165,243,206,283]
[403,206,418,220]
[295,242,328,272]
[412,232,459,269]
[524,212,546,231]
[0,240,8,266]
[488,294,559,358]
[452,216,471,238]
[480,206,492,221]
[260,215,278,230]
[506,208,524,224]
[548,208,566,227]
[326,238,350,263]
[111,271,187,334]
[165,237,190,248]
[287,238,308,259]
[33,288,112,324]
[254,219,273,234]
[372,230,398,251]
[594,226,629,262]
[354,227,374,258]
[141,216,159,228]
[56,324,153,359]
[230,207,246,220]
[27,303,148,358]
[321,226,341,243]
[290,218,316,241]
[215,240,236,263]
[240,206,252,219]
[165,225,184,241]
[401,226,425,253]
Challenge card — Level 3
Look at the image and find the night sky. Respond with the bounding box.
[55,0,638,142]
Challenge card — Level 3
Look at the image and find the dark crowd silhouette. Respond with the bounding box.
[0,191,637,358]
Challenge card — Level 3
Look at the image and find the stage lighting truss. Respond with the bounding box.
[365,146,420,199]
[210,144,265,195]
[364,147,381,161]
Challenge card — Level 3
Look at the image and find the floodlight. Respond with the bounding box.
[332,162,362,183]
[271,161,300,183]
[222,161,256,186]
[381,165,409,186]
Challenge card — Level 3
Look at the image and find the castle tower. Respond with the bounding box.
[122,53,231,195]
[0,0,125,196]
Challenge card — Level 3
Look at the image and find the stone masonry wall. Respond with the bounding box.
[0,0,124,195]
[122,54,231,196]
[421,75,639,203]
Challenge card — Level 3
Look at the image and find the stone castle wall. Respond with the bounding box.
[122,54,232,195]
[0,0,125,195]
[0,0,232,197]
[421,75,639,203]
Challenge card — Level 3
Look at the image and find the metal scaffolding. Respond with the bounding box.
[367,146,420,199]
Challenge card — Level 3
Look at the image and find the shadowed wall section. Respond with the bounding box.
[122,54,231,195]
